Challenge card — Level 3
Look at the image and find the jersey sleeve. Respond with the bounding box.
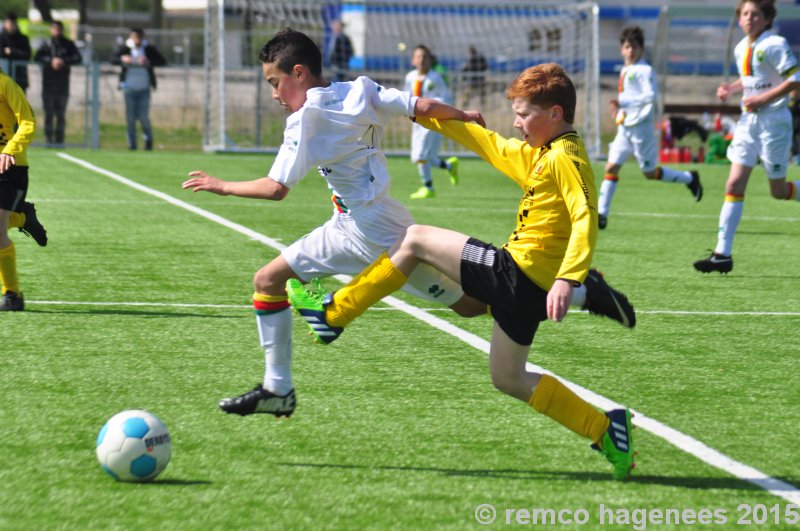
[268,110,316,189]
[770,38,800,81]
[551,153,597,283]
[416,117,532,187]
[1,78,35,160]
[366,77,416,117]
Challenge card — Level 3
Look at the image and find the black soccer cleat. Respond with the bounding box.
[18,202,47,247]
[219,385,296,417]
[693,252,733,274]
[0,291,24,311]
[598,214,608,230]
[583,269,635,328]
[687,171,703,202]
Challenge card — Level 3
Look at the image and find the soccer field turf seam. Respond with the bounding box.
[58,152,800,505]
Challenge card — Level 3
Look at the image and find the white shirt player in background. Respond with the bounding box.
[694,0,800,274]
[182,28,486,417]
[403,45,459,199]
[599,26,703,230]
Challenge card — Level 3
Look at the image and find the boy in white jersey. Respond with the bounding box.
[287,64,637,480]
[599,26,703,230]
[182,28,487,417]
[694,0,800,273]
[404,45,459,199]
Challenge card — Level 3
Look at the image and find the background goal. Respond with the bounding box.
[203,0,601,157]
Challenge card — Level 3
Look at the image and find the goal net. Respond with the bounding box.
[204,0,601,158]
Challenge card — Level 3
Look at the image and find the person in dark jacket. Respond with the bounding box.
[0,12,31,93]
[34,21,82,146]
[112,28,166,150]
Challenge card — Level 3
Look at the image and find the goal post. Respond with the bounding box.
[204,0,601,158]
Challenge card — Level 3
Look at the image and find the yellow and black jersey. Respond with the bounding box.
[417,117,597,290]
[0,70,35,167]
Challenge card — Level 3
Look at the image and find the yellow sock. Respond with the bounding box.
[326,252,407,327]
[8,211,25,228]
[529,374,610,444]
[0,241,19,294]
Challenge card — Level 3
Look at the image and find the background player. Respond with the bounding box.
[599,26,703,230]
[694,0,800,273]
[404,45,459,199]
[182,28,486,417]
[288,63,636,480]
[0,66,48,312]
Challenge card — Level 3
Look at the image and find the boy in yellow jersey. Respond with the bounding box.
[0,66,48,311]
[287,63,636,480]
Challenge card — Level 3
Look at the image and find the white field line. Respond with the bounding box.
[58,152,800,504]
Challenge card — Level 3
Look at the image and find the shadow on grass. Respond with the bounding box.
[279,462,799,492]
[141,478,213,486]
[25,308,242,319]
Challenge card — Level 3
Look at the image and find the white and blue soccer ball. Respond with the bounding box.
[96,410,171,482]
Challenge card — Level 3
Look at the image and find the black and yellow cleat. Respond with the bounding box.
[18,202,48,247]
[0,291,24,311]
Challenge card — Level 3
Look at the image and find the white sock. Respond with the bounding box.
[257,308,293,395]
[659,167,693,184]
[714,199,744,257]
[570,284,587,308]
[598,178,618,216]
[417,162,433,188]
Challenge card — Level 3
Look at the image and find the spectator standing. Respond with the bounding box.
[34,21,82,146]
[113,28,166,150]
[461,45,488,106]
[325,20,353,82]
[0,13,31,93]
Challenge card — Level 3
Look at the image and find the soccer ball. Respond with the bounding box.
[96,410,171,482]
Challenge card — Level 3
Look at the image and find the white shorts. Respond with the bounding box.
[727,107,792,179]
[607,120,658,172]
[411,123,444,163]
[281,198,464,307]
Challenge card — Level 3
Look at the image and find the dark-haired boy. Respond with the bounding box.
[599,26,703,230]
[183,28,487,417]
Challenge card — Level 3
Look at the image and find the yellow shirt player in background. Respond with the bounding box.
[0,66,48,312]
[287,63,638,480]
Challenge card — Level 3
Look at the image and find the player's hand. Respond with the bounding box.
[121,55,132,64]
[463,110,486,127]
[0,154,16,174]
[742,94,766,112]
[546,279,572,323]
[609,99,619,112]
[183,171,228,195]
[717,83,730,102]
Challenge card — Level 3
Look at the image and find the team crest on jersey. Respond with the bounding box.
[534,164,544,175]
[627,71,635,81]
[756,50,766,63]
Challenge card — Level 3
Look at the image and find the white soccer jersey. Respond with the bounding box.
[616,60,656,126]
[404,69,448,162]
[734,30,800,112]
[403,69,448,102]
[269,76,417,216]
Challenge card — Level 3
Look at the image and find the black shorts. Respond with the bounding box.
[460,237,548,346]
[0,165,28,211]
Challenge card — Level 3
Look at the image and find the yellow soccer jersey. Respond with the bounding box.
[0,70,35,167]
[417,117,598,290]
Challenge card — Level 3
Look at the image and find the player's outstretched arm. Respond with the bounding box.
[414,97,485,127]
[182,171,289,200]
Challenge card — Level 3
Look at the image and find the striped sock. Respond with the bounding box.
[715,194,744,257]
[598,175,619,216]
[253,292,293,394]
